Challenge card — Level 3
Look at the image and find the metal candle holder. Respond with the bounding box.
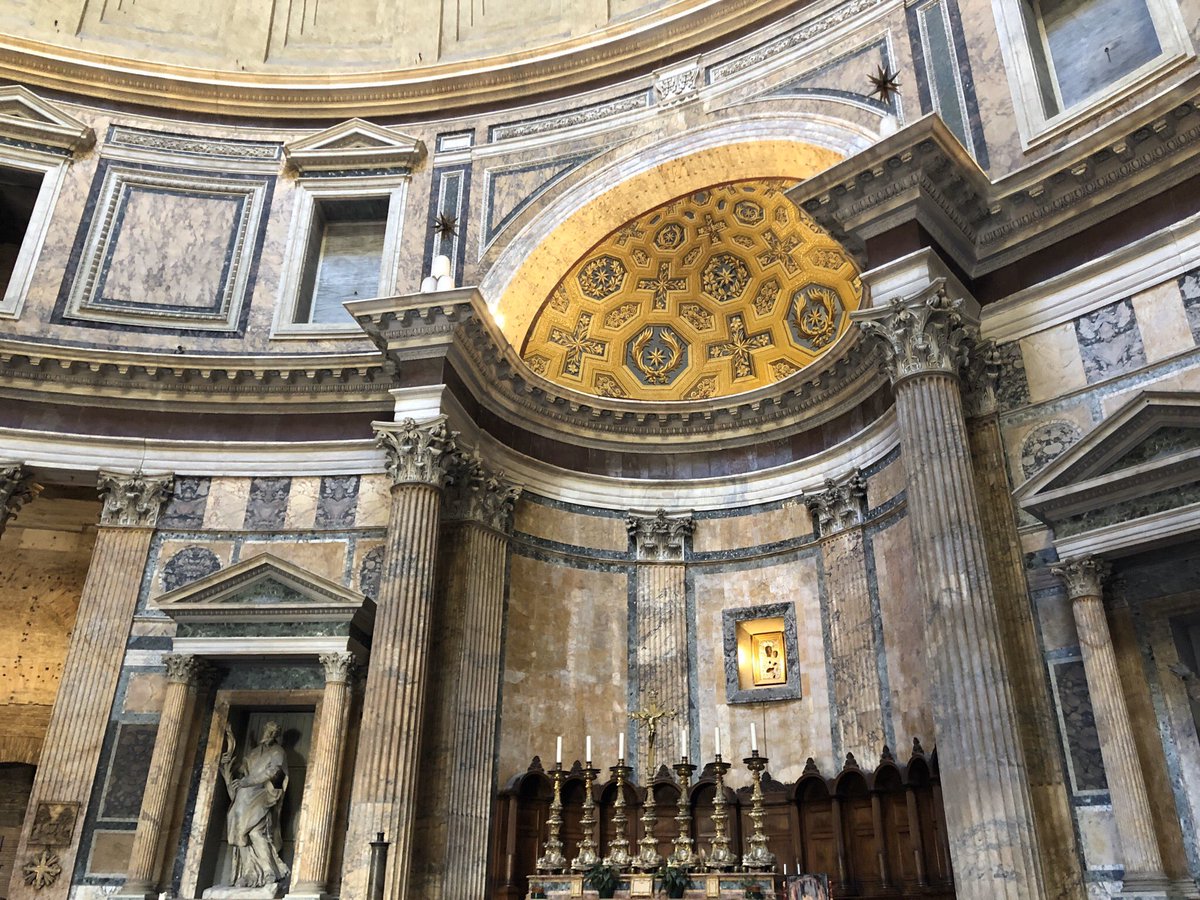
[742,751,776,871]
[705,756,739,870]
[668,759,698,868]
[571,765,601,872]
[603,762,633,869]
[634,774,662,871]
[536,764,567,873]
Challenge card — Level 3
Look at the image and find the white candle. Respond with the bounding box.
[681,725,689,758]
[751,722,758,753]
[618,732,625,761]
[714,725,721,757]
[586,735,592,763]
[556,735,562,765]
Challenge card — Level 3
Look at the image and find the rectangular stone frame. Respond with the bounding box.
[0,143,68,320]
[721,601,801,704]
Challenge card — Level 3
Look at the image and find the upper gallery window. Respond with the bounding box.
[999,0,1191,143]
[0,166,42,300]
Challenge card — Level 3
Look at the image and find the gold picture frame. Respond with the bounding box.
[751,631,786,685]
[630,874,654,897]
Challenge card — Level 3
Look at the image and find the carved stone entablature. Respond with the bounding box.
[163,653,213,686]
[0,463,39,534]
[374,417,460,489]
[97,470,173,528]
[804,469,867,537]
[628,509,695,561]
[0,85,95,155]
[443,450,523,533]
[285,119,425,174]
[1051,556,1110,601]
[319,651,359,684]
[788,98,1200,276]
[852,280,979,385]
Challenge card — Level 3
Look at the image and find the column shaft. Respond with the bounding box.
[636,562,689,766]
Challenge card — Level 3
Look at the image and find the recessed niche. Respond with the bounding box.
[721,602,801,704]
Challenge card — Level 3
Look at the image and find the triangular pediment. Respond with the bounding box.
[284,119,425,173]
[0,86,95,155]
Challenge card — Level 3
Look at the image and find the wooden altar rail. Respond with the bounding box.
[490,742,954,899]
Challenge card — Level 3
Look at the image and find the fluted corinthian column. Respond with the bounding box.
[9,470,172,900]
[290,652,358,900]
[118,654,210,900]
[1051,557,1169,895]
[416,454,521,900]
[0,463,39,538]
[854,282,1045,900]
[628,510,694,770]
[804,472,884,762]
[342,418,457,900]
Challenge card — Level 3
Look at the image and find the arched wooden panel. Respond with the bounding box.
[838,771,880,895]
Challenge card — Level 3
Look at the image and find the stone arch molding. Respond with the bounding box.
[478,112,876,351]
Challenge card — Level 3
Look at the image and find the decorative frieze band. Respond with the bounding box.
[443,451,523,533]
[628,509,695,562]
[0,463,39,534]
[853,281,978,384]
[1051,555,1110,600]
[97,470,173,528]
[804,469,867,537]
[374,418,460,489]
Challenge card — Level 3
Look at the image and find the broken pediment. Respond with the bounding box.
[0,85,95,155]
[284,118,425,173]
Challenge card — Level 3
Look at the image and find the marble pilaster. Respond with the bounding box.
[628,510,694,770]
[1051,557,1170,896]
[0,463,39,537]
[8,470,172,900]
[289,652,358,900]
[117,654,210,900]
[855,282,1046,900]
[804,472,884,762]
[341,418,457,900]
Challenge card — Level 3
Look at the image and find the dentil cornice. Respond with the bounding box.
[97,470,173,528]
[374,417,459,489]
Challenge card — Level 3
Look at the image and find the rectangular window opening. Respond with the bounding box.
[0,166,43,300]
[294,196,388,325]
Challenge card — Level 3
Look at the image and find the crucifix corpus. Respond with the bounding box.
[628,689,677,777]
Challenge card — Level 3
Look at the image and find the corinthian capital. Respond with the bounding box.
[804,469,867,537]
[319,652,358,684]
[628,509,695,561]
[444,450,522,533]
[163,653,211,686]
[98,470,173,528]
[0,463,40,535]
[853,280,978,384]
[1051,555,1110,600]
[374,417,459,488]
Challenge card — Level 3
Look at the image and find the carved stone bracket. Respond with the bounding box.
[374,417,459,489]
[97,470,173,528]
[443,449,523,533]
[853,280,979,384]
[628,509,695,562]
[804,469,867,537]
[1051,555,1111,601]
[319,651,358,684]
[0,463,40,534]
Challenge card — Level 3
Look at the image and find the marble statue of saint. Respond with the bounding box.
[207,721,291,896]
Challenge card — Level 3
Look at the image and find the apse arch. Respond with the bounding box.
[478,113,877,351]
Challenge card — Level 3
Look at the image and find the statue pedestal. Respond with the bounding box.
[201,884,283,899]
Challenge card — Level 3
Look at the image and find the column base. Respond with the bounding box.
[1118,871,1172,899]
[284,886,334,900]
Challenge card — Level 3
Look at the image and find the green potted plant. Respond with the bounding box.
[739,876,766,899]
[656,865,691,899]
[583,862,621,899]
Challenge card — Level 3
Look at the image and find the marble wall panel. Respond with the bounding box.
[284,477,320,530]
[1075,298,1148,384]
[1178,264,1200,343]
[1034,590,1079,655]
[513,499,628,552]
[355,475,392,529]
[354,540,384,598]
[994,340,1032,411]
[1001,400,1094,487]
[316,475,360,528]
[866,456,906,509]
[1131,280,1193,363]
[86,829,136,877]
[97,722,158,819]
[202,478,252,531]
[1099,356,1200,416]
[1018,419,1084,480]
[498,553,628,780]
[159,476,211,529]
[692,501,811,554]
[238,540,347,582]
[1020,322,1088,403]
[243,476,291,529]
[1074,804,1121,872]
[1051,658,1108,793]
[122,672,166,714]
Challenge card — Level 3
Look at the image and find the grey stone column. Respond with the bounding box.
[0,463,39,538]
[855,284,1046,900]
[628,510,694,771]
[341,418,457,900]
[804,472,885,762]
[289,652,357,900]
[9,470,172,900]
[118,654,209,900]
[1051,557,1169,895]
[416,455,520,900]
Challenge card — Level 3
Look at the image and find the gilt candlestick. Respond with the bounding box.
[634,775,662,871]
[536,764,567,873]
[742,751,776,871]
[604,763,634,869]
[669,759,698,868]
[706,756,739,870]
[571,766,601,872]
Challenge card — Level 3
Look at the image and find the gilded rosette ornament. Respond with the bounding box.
[97,470,174,528]
[1051,555,1111,600]
[23,850,62,890]
[853,279,978,384]
[374,417,459,488]
[0,463,40,535]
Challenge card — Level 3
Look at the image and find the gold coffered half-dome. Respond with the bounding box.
[520,180,863,402]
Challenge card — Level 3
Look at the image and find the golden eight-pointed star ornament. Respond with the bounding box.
[23,849,63,890]
[867,64,901,104]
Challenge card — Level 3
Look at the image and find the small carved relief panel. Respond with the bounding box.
[28,802,80,847]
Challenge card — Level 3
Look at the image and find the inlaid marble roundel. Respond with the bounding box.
[520,180,862,401]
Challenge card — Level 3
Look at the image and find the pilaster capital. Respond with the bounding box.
[443,450,522,533]
[1051,555,1111,601]
[852,279,979,384]
[163,653,211,686]
[804,469,867,537]
[0,463,40,534]
[97,470,173,528]
[374,417,459,489]
[319,652,358,684]
[627,509,695,562]
[961,340,1004,419]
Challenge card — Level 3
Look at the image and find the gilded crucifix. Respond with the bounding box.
[628,689,677,777]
